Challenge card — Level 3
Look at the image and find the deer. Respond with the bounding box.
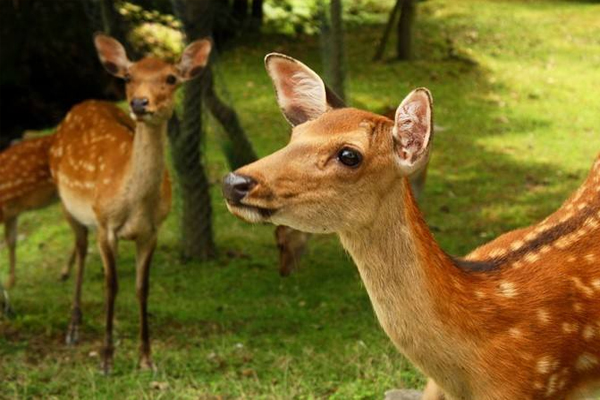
[274,100,429,277]
[222,53,600,400]
[48,34,211,374]
[0,135,77,297]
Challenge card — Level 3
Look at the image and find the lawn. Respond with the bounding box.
[1,0,600,399]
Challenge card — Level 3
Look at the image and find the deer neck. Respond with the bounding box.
[338,178,476,392]
[123,120,167,204]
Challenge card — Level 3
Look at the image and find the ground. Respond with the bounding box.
[1,0,600,399]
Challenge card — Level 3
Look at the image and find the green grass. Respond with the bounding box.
[2,0,600,398]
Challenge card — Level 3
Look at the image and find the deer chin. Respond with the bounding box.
[226,202,276,224]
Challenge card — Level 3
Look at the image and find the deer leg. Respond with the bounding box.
[64,212,88,345]
[98,229,118,375]
[60,245,77,281]
[4,216,17,289]
[275,225,311,277]
[135,235,157,371]
[1,279,13,317]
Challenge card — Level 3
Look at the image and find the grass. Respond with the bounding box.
[2,0,600,398]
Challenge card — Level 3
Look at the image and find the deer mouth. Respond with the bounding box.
[226,202,277,223]
[130,110,156,122]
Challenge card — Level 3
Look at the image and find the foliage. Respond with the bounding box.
[2,0,600,398]
[263,0,395,35]
[119,2,184,61]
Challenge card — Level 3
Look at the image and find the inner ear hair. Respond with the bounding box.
[393,88,433,172]
[93,33,131,78]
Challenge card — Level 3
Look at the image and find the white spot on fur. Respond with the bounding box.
[524,252,540,263]
[537,356,555,374]
[499,281,517,298]
[489,248,507,258]
[510,240,524,251]
[509,327,522,338]
[537,309,550,325]
[583,325,595,340]
[562,322,578,334]
[571,277,594,297]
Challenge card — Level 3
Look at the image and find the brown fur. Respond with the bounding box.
[226,92,600,398]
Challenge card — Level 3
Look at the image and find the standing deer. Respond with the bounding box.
[49,34,211,373]
[222,54,600,399]
[0,136,77,295]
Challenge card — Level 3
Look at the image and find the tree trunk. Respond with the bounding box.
[373,0,401,61]
[251,0,263,30]
[232,0,248,24]
[319,0,346,102]
[98,0,138,59]
[169,79,216,261]
[397,0,415,60]
[169,0,216,260]
[328,0,345,101]
[202,68,258,169]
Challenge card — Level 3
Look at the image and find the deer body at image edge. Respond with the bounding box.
[49,34,211,373]
[222,53,600,399]
[0,135,79,314]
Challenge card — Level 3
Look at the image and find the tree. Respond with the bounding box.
[251,0,263,29]
[319,0,346,102]
[373,0,401,61]
[170,0,216,260]
[397,0,415,60]
[169,0,260,260]
[373,0,416,61]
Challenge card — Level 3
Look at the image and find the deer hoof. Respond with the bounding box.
[100,360,113,376]
[138,356,156,372]
[65,325,80,346]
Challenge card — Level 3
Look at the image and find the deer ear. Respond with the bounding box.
[393,88,433,176]
[265,53,345,126]
[177,39,212,81]
[94,33,131,78]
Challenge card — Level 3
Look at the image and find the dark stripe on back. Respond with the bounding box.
[452,193,599,273]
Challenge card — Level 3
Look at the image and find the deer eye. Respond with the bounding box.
[123,74,131,83]
[166,74,177,85]
[337,147,362,168]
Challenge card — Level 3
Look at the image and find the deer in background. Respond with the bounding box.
[223,53,600,399]
[0,136,77,298]
[49,34,211,373]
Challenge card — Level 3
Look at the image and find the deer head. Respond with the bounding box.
[93,34,211,125]
[223,53,433,234]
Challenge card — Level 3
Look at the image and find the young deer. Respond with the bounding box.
[222,54,600,399]
[0,135,77,291]
[49,34,211,373]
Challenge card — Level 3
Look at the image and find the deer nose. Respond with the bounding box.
[222,173,257,205]
[130,97,149,115]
